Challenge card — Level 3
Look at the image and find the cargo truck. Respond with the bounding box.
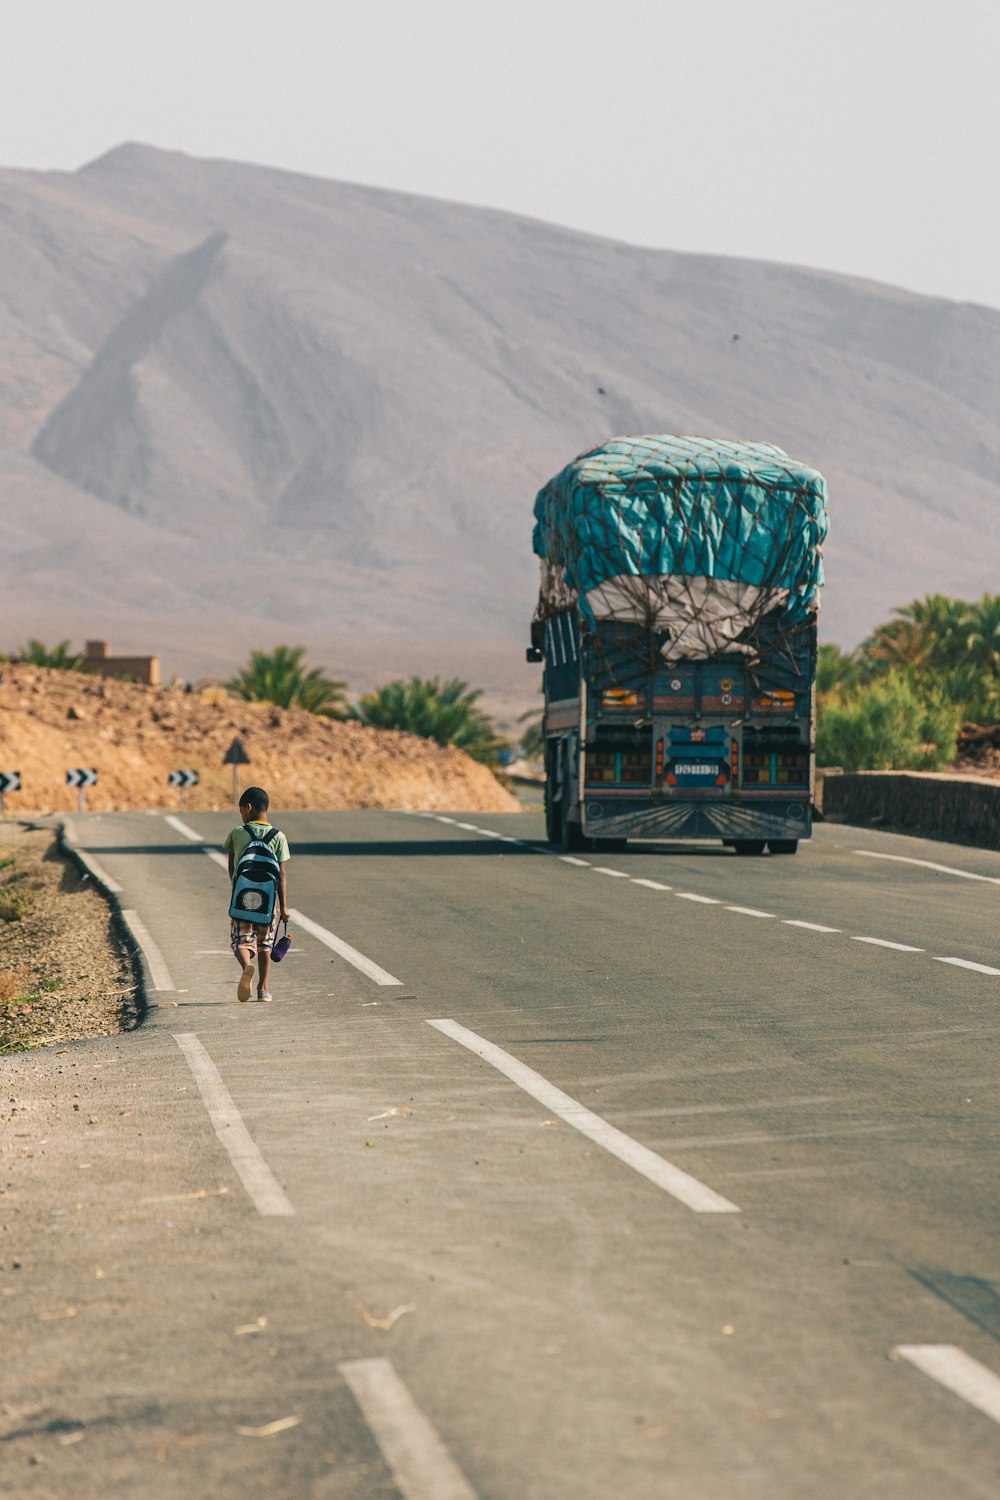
[528,435,828,854]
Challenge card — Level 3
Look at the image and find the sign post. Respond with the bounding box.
[0,771,21,816]
[222,738,251,804]
[66,768,98,813]
[168,769,200,811]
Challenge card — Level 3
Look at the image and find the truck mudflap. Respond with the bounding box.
[582,797,811,843]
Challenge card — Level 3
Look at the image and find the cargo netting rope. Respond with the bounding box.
[532,434,828,677]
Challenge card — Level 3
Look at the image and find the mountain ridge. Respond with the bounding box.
[1,142,997,695]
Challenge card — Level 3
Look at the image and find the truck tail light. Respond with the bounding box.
[655,739,664,779]
[731,739,739,781]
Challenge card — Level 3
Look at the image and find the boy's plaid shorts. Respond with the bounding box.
[230,913,280,954]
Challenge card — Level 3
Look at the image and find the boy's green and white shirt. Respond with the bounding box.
[224,820,291,872]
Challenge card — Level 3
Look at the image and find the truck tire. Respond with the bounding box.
[733,840,767,856]
[548,747,563,852]
[767,839,799,855]
[559,750,589,851]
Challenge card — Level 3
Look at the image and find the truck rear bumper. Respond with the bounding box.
[583,796,811,842]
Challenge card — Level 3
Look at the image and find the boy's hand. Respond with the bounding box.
[280,906,291,923]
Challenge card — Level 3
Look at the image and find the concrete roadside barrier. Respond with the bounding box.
[820,770,1000,849]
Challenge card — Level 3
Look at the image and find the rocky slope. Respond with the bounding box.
[1,143,999,695]
[0,665,517,814]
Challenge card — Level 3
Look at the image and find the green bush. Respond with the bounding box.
[352,677,504,767]
[816,672,961,773]
[0,884,36,922]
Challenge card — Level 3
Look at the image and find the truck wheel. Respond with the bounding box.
[544,771,560,845]
[767,839,799,855]
[733,840,767,856]
[558,752,589,851]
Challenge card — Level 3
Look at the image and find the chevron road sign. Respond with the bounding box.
[66,767,98,812]
[168,770,200,788]
[0,771,20,814]
[168,768,200,809]
[66,769,98,788]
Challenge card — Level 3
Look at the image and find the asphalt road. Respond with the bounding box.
[3,809,1000,1499]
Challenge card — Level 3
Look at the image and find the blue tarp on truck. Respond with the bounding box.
[533,434,829,629]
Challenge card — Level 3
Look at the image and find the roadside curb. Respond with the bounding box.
[50,819,150,1031]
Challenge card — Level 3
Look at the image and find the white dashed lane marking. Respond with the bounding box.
[895,1346,1000,1427]
[339,1357,478,1500]
[173,1032,294,1217]
[417,816,1000,980]
[427,1019,740,1214]
[783,919,841,933]
[852,936,924,952]
[933,956,1000,977]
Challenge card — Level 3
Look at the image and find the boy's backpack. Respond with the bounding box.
[229,826,282,925]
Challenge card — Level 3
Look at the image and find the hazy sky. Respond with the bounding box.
[4,0,999,309]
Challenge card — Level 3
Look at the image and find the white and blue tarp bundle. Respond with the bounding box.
[532,434,829,660]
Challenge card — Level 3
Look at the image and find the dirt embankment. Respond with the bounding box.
[0,823,135,1053]
[0,664,519,815]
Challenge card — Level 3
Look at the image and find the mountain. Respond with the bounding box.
[1,142,998,698]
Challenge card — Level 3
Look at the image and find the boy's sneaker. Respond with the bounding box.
[237,965,255,1003]
[256,989,272,1003]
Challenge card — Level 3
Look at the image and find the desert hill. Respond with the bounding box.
[0,664,517,815]
[1,142,998,696]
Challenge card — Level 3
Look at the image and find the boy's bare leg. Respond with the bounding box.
[257,948,272,994]
[236,942,255,1002]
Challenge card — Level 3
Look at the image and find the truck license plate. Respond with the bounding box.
[673,762,715,776]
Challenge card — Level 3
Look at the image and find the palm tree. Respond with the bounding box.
[964,593,1000,678]
[352,677,505,766]
[18,639,88,671]
[816,643,858,697]
[229,645,349,718]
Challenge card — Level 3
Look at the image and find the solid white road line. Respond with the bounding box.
[121,909,175,991]
[933,956,1000,977]
[856,850,1000,887]
[75,848,124,894]
[633,878,672,891]
[852,936,924,952]
[289,908,403,986]
[427,1019,740,1214]
[338,1358,477,1500]
[164,815,204,842]
[783,919,841,933]
[592,867,630,878]
[726,905,775,918]
[163,814,229,867]
[676,892,720,904]
[173,1033,294,1217]
[895,1345,1000,1426]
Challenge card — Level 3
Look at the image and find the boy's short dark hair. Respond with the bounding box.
[239,786,269,812]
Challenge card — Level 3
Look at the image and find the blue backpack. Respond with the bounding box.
[229,825,282,925]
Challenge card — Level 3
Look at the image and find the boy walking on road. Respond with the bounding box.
[225,786,291,1002]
